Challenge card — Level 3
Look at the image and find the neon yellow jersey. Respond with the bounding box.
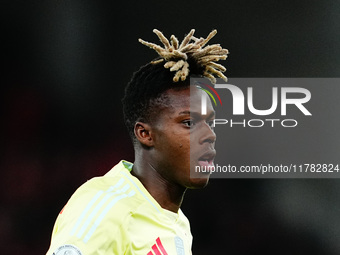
[46,160,193,255]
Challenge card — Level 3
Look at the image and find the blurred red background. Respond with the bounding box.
[2,1,340,254]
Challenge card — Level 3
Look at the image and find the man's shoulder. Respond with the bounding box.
[61,160,165,229]
[48,161,159,248]
[66,160,151,220]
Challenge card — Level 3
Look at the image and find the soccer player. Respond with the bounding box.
[46,29,228,255]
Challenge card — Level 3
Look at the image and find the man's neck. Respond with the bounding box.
[131,158,186,213]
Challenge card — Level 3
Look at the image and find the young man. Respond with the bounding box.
[46,29,228,255]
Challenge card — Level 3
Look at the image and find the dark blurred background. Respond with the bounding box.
[1,0,340,254]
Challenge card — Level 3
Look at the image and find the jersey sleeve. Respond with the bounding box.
[46,177,135,255]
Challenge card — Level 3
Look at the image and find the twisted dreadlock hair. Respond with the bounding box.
[122,29,228,143]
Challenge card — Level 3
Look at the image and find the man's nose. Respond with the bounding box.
[199,122,216,144]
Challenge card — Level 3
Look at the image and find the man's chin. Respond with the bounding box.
[187,176,210,189]
[190,163,214,177]
[186,163,214,188]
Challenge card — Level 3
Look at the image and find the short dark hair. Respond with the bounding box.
[122,57,203,142]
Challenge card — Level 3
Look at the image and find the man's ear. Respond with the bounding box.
[134,122,154,147]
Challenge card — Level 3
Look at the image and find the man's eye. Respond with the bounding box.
[207,120,215,128]
[183,119,195,127]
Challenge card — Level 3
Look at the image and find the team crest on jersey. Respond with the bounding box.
[53,244,82,255]
[174,236,185,255]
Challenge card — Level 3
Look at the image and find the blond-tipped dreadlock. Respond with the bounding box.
[138,29,229,84]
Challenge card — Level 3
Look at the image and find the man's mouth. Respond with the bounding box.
[197,150,216,171]
[198,159,214,167]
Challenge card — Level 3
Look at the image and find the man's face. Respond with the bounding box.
[149,86,216,189]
